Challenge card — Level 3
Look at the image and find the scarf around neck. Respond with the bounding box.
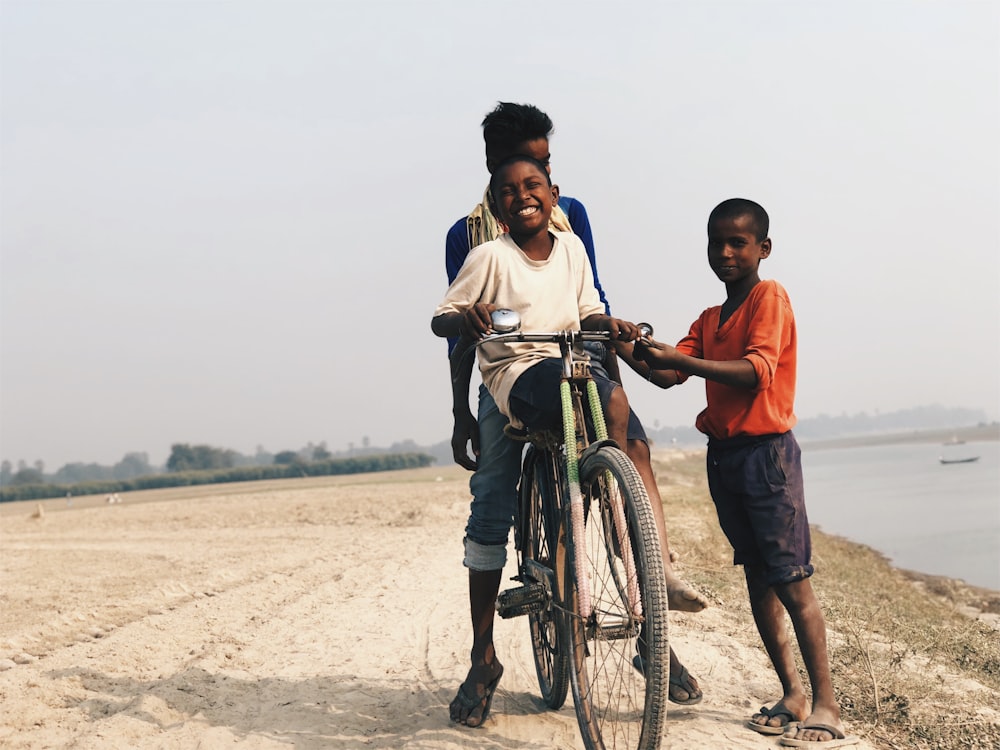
[465,187,573,250]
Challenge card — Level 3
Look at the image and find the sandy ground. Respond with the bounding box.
[0,464,880,750]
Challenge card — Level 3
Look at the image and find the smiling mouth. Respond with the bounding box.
[516,206,539,216]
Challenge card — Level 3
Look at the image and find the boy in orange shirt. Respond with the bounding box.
[634,198,857,748]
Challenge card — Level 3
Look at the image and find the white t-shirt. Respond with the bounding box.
[434,231,604,423]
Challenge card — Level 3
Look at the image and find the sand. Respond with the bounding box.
[0,463,882,749]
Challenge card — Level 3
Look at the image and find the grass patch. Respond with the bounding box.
[652,449,1000,750]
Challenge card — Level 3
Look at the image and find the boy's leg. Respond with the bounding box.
[711,433,846,739]
[450,568,504,727]
[603,388,709,698]
[773,576,845,742]
[603,385,708,613]
[451,385,519,726]
[744,564,809,730]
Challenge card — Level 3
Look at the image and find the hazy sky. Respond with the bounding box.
[2,1,998,469]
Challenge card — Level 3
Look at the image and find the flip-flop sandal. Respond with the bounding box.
[668,665,703,705]
[450,666,504,728]
[778,723,859,748]
[746,701,799,735]
[632,656,703,705]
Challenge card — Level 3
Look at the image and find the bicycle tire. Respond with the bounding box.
[521,446,571,709]
[566,446,669,750]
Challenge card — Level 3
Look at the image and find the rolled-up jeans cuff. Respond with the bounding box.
[463,537,507,571]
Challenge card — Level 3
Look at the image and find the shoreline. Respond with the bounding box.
[796,422,999,450]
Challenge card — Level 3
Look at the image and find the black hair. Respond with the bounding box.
[481,102,554,159]
[488,154,552,206]
[708,198,770,241]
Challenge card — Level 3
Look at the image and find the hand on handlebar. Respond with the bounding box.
[461,303,498,339]
[603,317,643,342]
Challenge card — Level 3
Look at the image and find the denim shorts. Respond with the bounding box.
[507,357,647,442]
[706,431,814,585]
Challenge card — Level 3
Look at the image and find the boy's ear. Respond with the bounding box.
[760,238,772,258]
[551,183,560,205]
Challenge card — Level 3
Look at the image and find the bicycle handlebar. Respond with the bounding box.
[475,329,622,348]
[473,309,653,349]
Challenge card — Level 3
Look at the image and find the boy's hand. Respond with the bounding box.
[462,303,497,339]
[451,407,480,471]
[633,337,679,369]
[606,317,641,341]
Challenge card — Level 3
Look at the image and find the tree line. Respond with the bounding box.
[0,443,434,503]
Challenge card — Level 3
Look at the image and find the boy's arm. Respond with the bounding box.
[633,339,757,389]
[432,303,498,471]
[448,335,479,471]
[562,198,611,315]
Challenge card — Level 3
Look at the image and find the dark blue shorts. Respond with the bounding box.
[706,431,814,586]
[508,357,647,443]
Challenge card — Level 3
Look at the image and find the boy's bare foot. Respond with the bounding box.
[666,576,708,612]
[449,659,504,728]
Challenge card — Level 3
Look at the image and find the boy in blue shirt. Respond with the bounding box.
[440,108,706,727]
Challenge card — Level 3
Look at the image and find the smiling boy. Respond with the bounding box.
[433,155,640,437]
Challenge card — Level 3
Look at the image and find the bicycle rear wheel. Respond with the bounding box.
[521,446,571,709]
[567,446,668,750]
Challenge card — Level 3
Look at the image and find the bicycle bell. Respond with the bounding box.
[637,322,654,339]
[491,308,521,333]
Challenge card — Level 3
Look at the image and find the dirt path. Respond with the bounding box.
[0,466,877,749]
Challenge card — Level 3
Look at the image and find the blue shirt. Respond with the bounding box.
[444,195,611,354]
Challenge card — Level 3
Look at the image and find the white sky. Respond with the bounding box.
[2,1,998,469]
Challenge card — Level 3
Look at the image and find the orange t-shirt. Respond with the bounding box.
[676,279,797,439]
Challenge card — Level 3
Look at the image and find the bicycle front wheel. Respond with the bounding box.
[567,446,669,750]
[521,446,571,709]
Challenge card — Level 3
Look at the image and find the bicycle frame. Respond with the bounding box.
[477,327,640,620]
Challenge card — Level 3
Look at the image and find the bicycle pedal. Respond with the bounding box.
[496,583,548,619]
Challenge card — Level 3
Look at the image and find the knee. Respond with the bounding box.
[774,577,818,614]
[627,438,650,462]
[606,387,629,421]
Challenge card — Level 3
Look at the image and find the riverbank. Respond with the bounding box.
[798,422,999,450]
[0,452,997,749]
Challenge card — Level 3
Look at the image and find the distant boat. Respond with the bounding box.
[942,434,966,445]
[939,456,980,465]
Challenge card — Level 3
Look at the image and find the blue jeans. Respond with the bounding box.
[463,384,524,571]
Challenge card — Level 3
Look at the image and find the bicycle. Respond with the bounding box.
[479,309,670,750]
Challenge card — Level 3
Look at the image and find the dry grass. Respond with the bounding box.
[652,450,1000,750]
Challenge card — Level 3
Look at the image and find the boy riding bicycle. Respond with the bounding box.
[433,154,697,726]
[433,154,643,478]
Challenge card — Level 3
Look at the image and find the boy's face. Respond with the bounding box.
[492,160,556,237]
[486,137,551,175]
[707,213,771,284]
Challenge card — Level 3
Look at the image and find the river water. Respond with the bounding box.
[800,440,999,591]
